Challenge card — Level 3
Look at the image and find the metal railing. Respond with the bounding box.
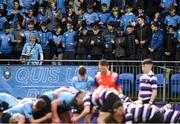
[0,59,180,102]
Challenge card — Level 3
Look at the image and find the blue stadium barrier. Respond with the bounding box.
[171,74,180,94]
[135,73,142,94]
[0,66,97,98]
[119,73,134,96]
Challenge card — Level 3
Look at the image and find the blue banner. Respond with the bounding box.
[0,66,97,98]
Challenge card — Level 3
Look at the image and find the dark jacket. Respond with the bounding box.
[114,35,126,57]
[102,30,116,52]
[164,32,176,53]
[75,31,91,55]
[90,32,104,55]
[135,24,151,48]
[125,32,136,56]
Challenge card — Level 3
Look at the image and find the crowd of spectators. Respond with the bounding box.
[0,0,179,65]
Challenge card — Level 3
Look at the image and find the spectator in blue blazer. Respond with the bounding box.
[46,1,63,31]
[19,0,36,13]
[136,6,150,24]
[7,0,23,29]
[36,5,47,28]
[38,21,53,61]
[55,0,67,15]
[108,6,121,30]
[0,24,14,64]
[151,11,164,30]
[76,7,85,30]
[82,5,99,30]
[160,0,177,13]
[4,0,14,11]
[98,3,111,30]
[22,9,37,29]
[62,21,76,65]
[122,5,136,33]
[164,8,180,28]
[52,26,65,65]
[0,9,7,33]
[0,0,3,9]
[149,22,164,60]
[20,20,38,43]
[62,5,78,30]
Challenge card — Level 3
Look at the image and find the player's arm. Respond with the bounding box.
[71,105,91,122]
[51,99,61,123]
[149,89,157,104]
[117,87,123,94]
[53,87,71,96]
[28,112,52,123]
[149,79,158,104]
[9,114,26,124]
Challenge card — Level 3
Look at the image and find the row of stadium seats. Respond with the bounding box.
[119,73,180,94]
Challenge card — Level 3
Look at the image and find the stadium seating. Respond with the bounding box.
[119,73,134,93]
[171,74,180,94]
[135,74,142,92]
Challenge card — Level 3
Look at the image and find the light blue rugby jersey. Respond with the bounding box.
[4,102,33,119]
[0,93,20,108]
[58,92,76,107]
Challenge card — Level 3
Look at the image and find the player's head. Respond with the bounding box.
[78,65,87,77]
[142,58,153,74]
[112,101,125,123]
[98,59,109,74]
[37,95,51,113]
[33,98,47,111]
[74,91,86,107]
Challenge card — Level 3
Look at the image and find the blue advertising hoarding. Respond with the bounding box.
[0,66,97,98]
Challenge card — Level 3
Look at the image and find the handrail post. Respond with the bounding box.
[163,63,166,102]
